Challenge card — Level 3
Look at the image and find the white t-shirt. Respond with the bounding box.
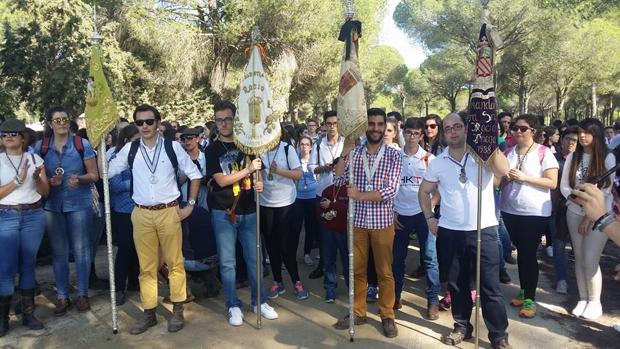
[0,152,44,205]
[560,152,616,216]
[260,142,302,207]
[394,146,434,216]
[308,136,344,196]
[500,144,559,217]
[423,148,498,231]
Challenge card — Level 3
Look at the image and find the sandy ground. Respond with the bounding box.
[1,236,619,349]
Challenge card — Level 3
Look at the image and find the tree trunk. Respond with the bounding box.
[523,89,530,114]
[210,56,229,98]
[425,102,429,116]
[592,82,597,117]
[400,93,406,117]
[518,79,526,115]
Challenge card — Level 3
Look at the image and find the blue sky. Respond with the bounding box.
[378,0,426,68]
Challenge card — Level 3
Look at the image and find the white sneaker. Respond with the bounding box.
[254,303,279,320]
[304,254,314,266]
[572,300,588,317]
[613,323,620,333]
[546,246,554,257]
[556,280,568,294]
[228,306,244,326]
[581,301,603,320]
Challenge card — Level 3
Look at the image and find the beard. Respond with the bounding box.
[366,130,383,144]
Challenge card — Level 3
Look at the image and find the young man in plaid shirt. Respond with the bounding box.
[332,108,402,338]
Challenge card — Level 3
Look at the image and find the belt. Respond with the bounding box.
[0,201,43,211]
[135,200,178,211]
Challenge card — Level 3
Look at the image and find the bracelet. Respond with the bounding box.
[425,215,436,221]
[593,211,615,232]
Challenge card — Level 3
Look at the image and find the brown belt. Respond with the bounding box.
[0,201,43,211]
[135,200,179,211]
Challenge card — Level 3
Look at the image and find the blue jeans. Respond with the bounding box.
[91,202,105,260]
[321,228,349,293]
[46,209,93,298]
[394,213,440,305]
[548,211,568,282]
[0,208,45,295]
[212,209,267,309]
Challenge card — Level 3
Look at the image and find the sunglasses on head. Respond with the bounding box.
[135,119,156,127]
[51,117,70,125]
[425,124,438,129]
[180,135,196,141]
[511,125,531,133]
[0,132,19,138]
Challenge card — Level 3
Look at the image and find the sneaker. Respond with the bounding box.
[572,300,588,317]
[228,306,243,326]
[325,289,336,303]
[613,323,620,333]
[504,254,517,265]
[556,280,568,295]
[500,269,511,284]
[510,289,525,307]
[439,292,451,311]
[519,299,536,318]
[294,281,309,300]
[366,286,378,303]
[267,282,285,299]
[304,254,314,266]
[546,246,554,257]
[254,303,278,320]
[581,301,602,320]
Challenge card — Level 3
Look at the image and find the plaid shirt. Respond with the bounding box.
[334,144,401,229]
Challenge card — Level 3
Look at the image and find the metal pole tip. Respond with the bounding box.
[113,329,118,335]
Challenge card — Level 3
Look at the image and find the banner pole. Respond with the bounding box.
[347,153,355,342]
[474,162,483,349]
[100,138,118,334]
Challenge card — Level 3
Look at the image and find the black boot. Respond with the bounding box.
[20,289,43,330]
[167,303,184,332]
[0,295,12,337]
[130,308,157,335]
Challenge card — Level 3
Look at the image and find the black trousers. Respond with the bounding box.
[501,212,549,300]
[112,211,139,292]
[261,204,300,283]
[437,226,508,343]
[294,198,320,255]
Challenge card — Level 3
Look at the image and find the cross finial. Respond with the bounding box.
[91,4,102,43]
[251,26,261,44]
[343,0,355,19]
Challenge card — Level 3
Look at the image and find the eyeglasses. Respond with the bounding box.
[51,117,70,125]
[564,137,578,144]
[0,132,19,138]
[325,122,338,128]
[425,124,438,130]
[135,119,156,127]
[403,130,423,137]
[443,123,464,134]
[300,143,312,147]
[180,135,196,142]
[307,124,317,128]
[215,116,234,124]
[510,125,532,133]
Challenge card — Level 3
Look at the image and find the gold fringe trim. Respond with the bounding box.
[233,129,282,157]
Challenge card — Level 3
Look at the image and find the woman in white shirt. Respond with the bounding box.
[0,119,49,336]
[560,118,616,320]
[260,139,309,301]
[500,114,559,319]
[384,117,402,149]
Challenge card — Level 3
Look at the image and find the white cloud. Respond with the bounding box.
[378,0,426,68]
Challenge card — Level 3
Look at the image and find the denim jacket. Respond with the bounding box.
[34,135,96,213]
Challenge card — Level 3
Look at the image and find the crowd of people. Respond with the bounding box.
[1,104,619,348]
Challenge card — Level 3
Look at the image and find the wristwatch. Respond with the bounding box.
[188,199,196,207]
[593,211,615,232]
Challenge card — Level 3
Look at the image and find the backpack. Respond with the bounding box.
[40,135,85,161]
[127,138,178,196]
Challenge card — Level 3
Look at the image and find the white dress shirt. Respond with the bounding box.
[108,137,202,206]
[308,136,344,196]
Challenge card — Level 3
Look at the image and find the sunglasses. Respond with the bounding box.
[135,119,156,127]
[180,135,196,142]
[425,124,438,130]
[51,117,70,125]
[0,132,19,138]
[511,125,532,133]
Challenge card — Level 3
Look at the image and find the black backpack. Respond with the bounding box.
[127,139,178,196]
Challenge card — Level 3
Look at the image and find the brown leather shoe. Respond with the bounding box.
[442,328,473,345]
[167,303,185,332]
[382,318,398,338]
[426,304,439,320]
[54,298,72,317]
[75,296,90,312]
[131,308,157,335]
[333,314,367,330]
[492,337,512,349]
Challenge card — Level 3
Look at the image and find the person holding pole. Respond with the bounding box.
[418,113,511,349]
[204,100,278,327]
[332,108,401,338]
[108,104,201,334]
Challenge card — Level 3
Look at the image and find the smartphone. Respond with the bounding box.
[568,162,620,200]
